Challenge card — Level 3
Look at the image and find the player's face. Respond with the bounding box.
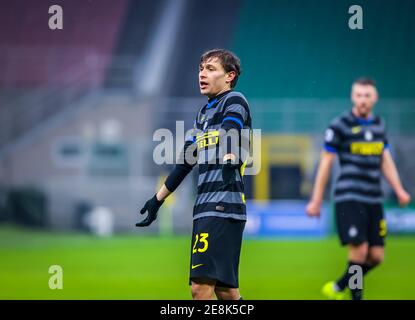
[199,58,235,98]
[351,84,378,117]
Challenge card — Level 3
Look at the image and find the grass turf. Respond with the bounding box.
[0,225,414,299]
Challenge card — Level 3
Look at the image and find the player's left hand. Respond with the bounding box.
[397,189,411,207]
[135,194,164,227]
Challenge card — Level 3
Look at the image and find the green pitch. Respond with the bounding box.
[1,225,414,299]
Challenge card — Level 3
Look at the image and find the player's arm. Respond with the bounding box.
[307,125,342,217]
[221,120,242,185]
[220,100,247,185]
[306,151,336,217]
[136,140,196,227]
[381,149,411,207]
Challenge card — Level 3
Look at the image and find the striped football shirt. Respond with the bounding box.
[324,110,389,204]
[185,90,252,221]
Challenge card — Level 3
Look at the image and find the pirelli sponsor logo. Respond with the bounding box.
[350,142,384,155]
[196,130,219,149]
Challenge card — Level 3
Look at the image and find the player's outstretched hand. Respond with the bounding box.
[397,189,411,207]
[136,194,164,227]
[306,200,321,218]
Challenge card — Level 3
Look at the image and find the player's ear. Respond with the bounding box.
[350,84,356,100]
[373,87,379,103]
[226,71,236,85]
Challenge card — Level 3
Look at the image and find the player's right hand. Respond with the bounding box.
[135,194,164,227]
[306,200,321,218]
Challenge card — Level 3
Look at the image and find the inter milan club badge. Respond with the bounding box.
[364,130,373,141]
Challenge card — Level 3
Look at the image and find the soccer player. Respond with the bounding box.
[136,49,251,300]
[306,77,411,300]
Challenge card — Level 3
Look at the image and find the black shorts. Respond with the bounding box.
[189,216,245,289]
[335,201,387,247]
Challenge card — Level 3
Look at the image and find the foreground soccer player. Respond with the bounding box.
[136,49,251,300]
[306,78,411,300]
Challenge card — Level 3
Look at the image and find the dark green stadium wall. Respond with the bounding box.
[231,0,415,98]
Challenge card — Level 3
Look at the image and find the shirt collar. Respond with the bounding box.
[350,110,375,125]
[207,90,232,104]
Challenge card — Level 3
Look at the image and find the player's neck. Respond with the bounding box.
[352,107,373,120]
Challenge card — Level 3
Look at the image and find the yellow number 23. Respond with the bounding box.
[192,233,209,254]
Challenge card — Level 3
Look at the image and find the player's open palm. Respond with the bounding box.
[306,200,321,218]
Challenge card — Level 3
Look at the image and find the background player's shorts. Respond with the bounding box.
[335,200,387,247]
[189,216,245,289]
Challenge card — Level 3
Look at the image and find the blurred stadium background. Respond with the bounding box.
[0,0,415,299]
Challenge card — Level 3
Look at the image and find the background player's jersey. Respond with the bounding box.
[186,90,252,221]
[324,110,388,204]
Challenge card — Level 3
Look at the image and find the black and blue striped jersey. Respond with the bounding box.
[185,90,252,221]
[324,110,389,204]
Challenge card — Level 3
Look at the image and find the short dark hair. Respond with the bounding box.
[200,49,241,88]
[353,77,376,87]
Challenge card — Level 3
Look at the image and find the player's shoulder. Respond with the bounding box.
[223,91,250,109]
[195,100,208,121]
[328,111,352,130]
[372,114,388,133]
[373,114,385,125]
[225,90,247,100]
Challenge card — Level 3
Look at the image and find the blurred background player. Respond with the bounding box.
[136,49,251,300]
[306,78,411,300]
